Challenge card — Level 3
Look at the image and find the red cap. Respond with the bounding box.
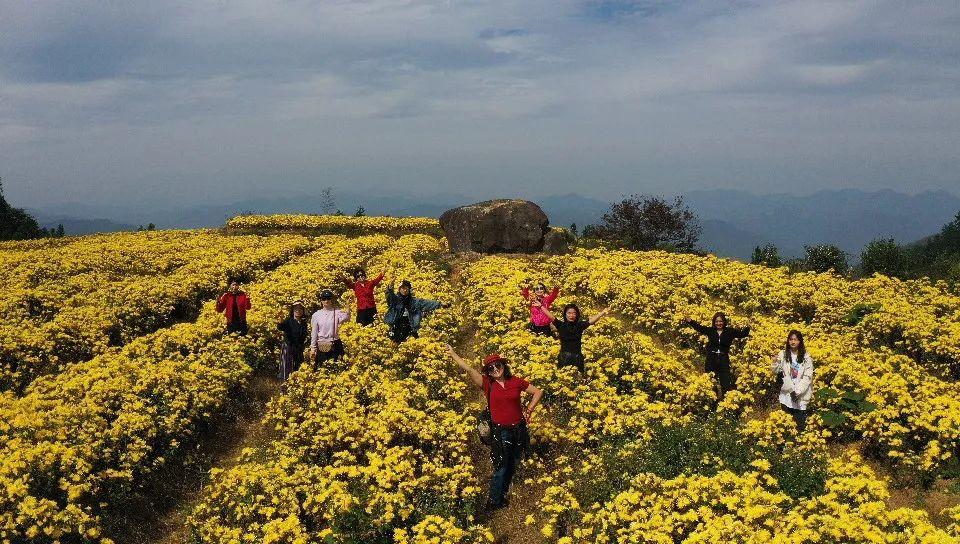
[483,353,506,367]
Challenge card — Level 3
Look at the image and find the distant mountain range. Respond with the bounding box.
[30,188,960,261]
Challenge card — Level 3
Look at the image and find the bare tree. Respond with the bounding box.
[319,187,337,215]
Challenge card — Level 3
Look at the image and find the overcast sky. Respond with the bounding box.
[2,0,958,209]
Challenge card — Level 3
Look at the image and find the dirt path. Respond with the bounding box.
[108,369,283,544]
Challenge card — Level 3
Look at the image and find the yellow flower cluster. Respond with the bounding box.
[0,234,395,543]
[455,252,956,542]
[0,230,318,392]
[226,214,442,236]
[187,234,491,543]
[542,248,960,477]
[552,455,951,543]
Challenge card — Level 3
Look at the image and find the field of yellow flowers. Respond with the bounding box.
[1,214,959,543]
[0,230,317,392]
[227,214,441,236]
[457,253,960,542]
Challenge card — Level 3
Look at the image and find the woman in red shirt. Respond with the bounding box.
[342,268,384,326]
[448,345,543,512]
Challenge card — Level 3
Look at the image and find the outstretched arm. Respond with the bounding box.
[535,301,555,322]
[543,287,560,306]
[523,383,543,421]
[588,305,611,325]
[730,318,753,339]
[682,315,711,335]
[447,344,484,389]
[370,272,385,288]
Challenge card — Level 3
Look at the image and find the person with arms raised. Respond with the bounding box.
[343,268,385,326]
[540,302,611,372]
[681,311,752,399]
[216,278,251,335]
[521,282,560,336]
[448,345,542,512]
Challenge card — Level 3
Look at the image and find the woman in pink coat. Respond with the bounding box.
[521,283,559,337]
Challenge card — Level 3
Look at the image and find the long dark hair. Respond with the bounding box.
[562,303,581,322]
[783,330,806,364]
[712,312,728,328]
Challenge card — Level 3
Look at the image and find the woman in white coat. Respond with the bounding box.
[772,330,814,431]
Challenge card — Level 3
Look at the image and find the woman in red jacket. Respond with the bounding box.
[343,268,384,326]
[448,345,543,512]
[216,278,252,335]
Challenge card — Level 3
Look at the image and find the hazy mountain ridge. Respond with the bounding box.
[30,189,960,261]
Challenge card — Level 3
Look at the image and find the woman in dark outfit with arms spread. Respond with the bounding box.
[682,311,752,399]
[448,345,543,511]
[539,302,611,372]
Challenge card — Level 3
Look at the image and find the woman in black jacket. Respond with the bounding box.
[277,300,309,381]
[681,311,751,399]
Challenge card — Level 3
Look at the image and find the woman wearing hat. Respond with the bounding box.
[310,290,350,367]
[384,279,442,342]
[447,345,543,512]
[277,300,309,381]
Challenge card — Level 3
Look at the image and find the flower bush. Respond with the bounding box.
[226,214,442,237]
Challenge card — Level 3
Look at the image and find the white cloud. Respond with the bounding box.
[1,0,958,206]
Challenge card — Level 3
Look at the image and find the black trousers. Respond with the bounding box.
[781,404,808,432]
[356,308,377,326]
[489,422,529,506]
[226,320,249,336]
[557,351,585,372]
[389,317,415,343]
[314,339,345,367]
[705,354,735,398]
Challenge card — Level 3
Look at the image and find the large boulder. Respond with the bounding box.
[543,228,573,255]
[439,199,549,253]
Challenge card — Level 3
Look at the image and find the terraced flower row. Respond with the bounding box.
[0,234,393,543]
[546,249,960,479]
[187,234,492,544]
[0,231,318,392]
[456,254,958,542]
[226,214,442,237]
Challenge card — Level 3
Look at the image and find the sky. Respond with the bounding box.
[2,0,959,210]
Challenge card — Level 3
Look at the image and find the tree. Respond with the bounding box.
[570,223,578,238]
[55,224,65,237]
[751,244,783,267]
[319,187,337,215]
[0,178,47,241]
[860,238,904,277]
[354,206,366,217]
[583,195,701,252]
[803,244,848,274]
[147,223,156,231]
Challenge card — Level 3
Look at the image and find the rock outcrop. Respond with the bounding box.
[439,199,550,254]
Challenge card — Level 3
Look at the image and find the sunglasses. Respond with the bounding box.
[484,361,504,373]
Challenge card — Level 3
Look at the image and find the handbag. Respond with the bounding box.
[476,379,493,446]
[316,310,338,353]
